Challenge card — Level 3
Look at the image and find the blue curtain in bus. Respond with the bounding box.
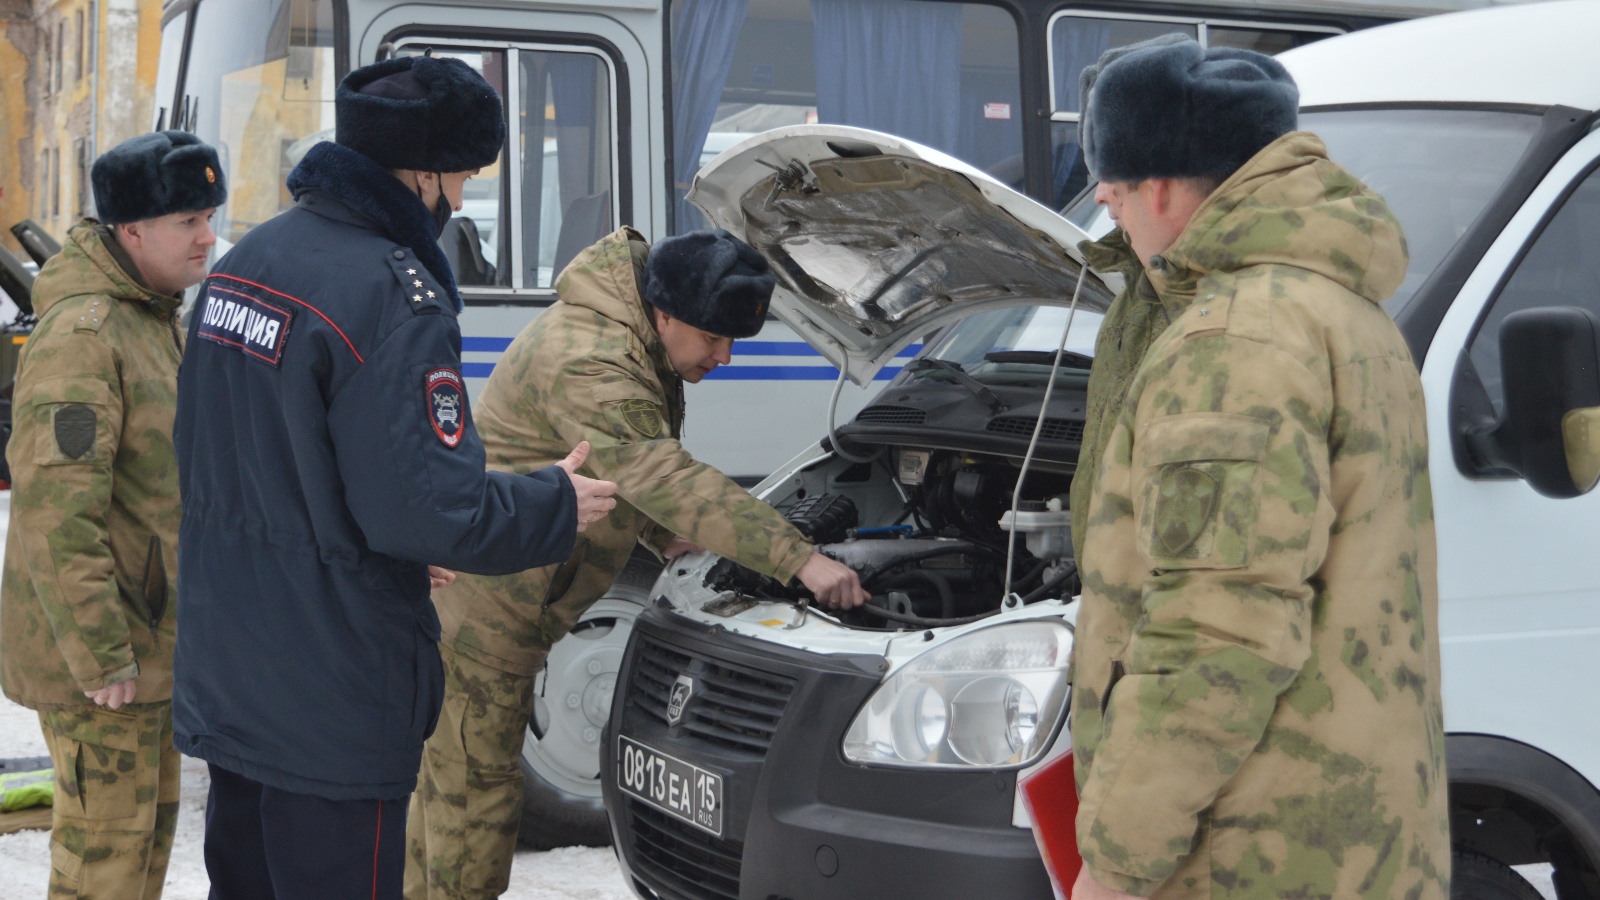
[671,0,750,231]
[548,53,611,270]
[549,54,600,205]
[1050,18,1112,206]
[810,0,961,155]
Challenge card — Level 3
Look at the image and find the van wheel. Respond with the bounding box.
[516,558,658,849]
[1452,849,1546,900]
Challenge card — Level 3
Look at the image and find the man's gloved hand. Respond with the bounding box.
[557,441,619,533]
[796,551,869,610]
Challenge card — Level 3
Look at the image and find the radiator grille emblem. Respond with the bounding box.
[667,674,695,726]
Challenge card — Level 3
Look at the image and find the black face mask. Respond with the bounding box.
[420,173,452,238]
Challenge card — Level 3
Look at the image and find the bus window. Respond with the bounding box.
[1046,11,1335,210]
[179,0,340,248]
[519,49,615,288]
[669,0,1022,233]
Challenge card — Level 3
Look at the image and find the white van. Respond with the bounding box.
[598,3,1600,898]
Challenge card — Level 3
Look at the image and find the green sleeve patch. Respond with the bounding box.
[52,404,98,461]
[1152,464,1219,557]
[616,399,663,438]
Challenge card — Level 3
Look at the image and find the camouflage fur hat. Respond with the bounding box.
[336,55,505,172]
[643,230,774,339]
[91,130,227,225]
[1081,36,1298,183]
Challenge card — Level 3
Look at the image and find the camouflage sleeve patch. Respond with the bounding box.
[1134,413,1271,570]
[26,376,118,467]
[590,380,666,441]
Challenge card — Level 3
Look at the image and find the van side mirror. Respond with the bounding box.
[1463,307,1600,498]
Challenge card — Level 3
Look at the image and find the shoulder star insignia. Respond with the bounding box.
[426,290,435,298]
[406,268,417,275]
[412,294,423,302]
[412,279,423,287]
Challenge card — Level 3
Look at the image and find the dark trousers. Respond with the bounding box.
[204,763,408,900]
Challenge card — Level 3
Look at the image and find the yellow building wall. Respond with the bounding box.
[0,0,163,254]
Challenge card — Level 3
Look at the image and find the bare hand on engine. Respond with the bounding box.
[557,441,619,533]
[796,551,870,609]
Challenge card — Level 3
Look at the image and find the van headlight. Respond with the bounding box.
[842,620,1071,768]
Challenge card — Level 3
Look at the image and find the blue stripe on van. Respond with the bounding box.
[458,339,918,381]
[702,365,904,381]
[462,337,514,353]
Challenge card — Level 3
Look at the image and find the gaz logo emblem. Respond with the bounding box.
[667,674,695,727]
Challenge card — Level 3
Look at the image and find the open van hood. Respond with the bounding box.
[688,126,1110,385]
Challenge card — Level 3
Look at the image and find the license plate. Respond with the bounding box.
[617,735,724,837]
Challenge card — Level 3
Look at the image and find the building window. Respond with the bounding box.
[76,10,85,81]
[55,22,66,93]
[87,2,97,74]
[42,29,52,97]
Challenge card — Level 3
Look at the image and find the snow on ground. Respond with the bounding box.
[0,486,1561,899]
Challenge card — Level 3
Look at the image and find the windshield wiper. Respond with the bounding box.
[904,358,1008,413]
[983,349,1096,370]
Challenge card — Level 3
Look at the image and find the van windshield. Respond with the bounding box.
[922,306,1104,383]
[1063,107,1544,317]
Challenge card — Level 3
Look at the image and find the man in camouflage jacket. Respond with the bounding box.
[0,131,225,899]
[1067,40,1449,899]
[405,227,867,897]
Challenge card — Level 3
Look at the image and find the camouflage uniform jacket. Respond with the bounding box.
[438,228,813,675]
[1,220,183,709]
[1070,134,1449,898]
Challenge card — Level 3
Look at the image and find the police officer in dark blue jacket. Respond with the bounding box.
[171,54,618,899]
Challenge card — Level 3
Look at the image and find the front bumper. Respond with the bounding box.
[602,606,1053,900]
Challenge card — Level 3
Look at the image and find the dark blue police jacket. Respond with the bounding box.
[172,142,577,800]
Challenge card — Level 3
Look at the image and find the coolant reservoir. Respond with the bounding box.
[999,498,1072,560]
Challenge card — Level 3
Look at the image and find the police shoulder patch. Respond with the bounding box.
[426,368,466,448]
[618,398,662,438]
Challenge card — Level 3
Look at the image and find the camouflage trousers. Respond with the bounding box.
[37,701,179,900]
[404,645,541,899]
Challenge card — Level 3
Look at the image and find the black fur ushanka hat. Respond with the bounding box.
[643,230,775,340]
[1081,37,1299,184]
[335,55,505,173]
[91,130,227,225]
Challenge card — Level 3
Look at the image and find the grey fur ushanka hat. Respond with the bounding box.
[336,55,505,172]
[91,130,227,225]
[1080,37,1299,183]
[644,230,775,340]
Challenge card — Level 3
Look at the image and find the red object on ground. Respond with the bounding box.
[1019,748,1082,899]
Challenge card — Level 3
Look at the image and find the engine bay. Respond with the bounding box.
[702,447,1079,630]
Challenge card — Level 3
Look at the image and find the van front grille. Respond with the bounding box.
[626,802,742,900]
[629,635,796,755]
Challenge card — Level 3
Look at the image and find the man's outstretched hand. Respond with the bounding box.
[557,441,619,533]
[796,551,869,609]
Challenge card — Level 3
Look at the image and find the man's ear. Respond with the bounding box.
[116,221,144,249]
